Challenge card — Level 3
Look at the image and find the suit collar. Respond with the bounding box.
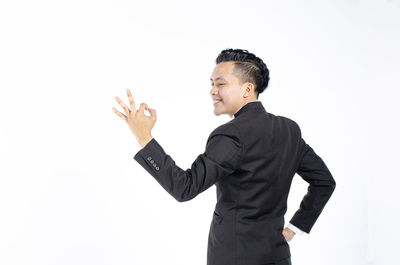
[233,100,265,118]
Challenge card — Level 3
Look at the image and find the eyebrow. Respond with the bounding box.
[210,77,227,82]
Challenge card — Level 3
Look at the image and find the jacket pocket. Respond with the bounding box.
[213,210,223,224]
[276,230,289,247]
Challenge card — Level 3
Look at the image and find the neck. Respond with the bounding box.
[231,99,259,118]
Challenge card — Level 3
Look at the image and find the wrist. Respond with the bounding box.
[139,135,153,148]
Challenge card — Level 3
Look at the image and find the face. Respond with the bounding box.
[210,61,256,118]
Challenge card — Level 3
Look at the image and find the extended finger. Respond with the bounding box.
[112,107,127,122]
[115,96,130,116]
[126,88,136,111]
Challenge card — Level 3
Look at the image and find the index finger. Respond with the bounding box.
[126,88,136,111]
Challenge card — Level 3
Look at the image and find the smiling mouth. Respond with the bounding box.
[213,99,222,105]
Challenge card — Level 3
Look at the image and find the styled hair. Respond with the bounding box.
[215,48,270,99]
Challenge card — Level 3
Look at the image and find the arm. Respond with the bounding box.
[133,123,243,202]
[289,132,336,234]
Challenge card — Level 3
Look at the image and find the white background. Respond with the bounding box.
[1,0,399,264]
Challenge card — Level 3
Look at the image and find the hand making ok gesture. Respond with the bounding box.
[112,88,156,148]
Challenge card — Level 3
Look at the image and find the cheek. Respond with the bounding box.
[219,87,231,100]
[221,87,238,102]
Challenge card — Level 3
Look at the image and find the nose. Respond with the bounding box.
[210,85,218,97]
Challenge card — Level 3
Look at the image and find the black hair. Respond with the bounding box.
[215,48,270,99]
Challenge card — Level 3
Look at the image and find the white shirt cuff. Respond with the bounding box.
[288,223,305,236]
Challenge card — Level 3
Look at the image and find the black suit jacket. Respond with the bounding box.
[133,101,336,265]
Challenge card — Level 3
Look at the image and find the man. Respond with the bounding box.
[112,48,336,265]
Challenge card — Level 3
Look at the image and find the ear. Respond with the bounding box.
[243,82,255,98]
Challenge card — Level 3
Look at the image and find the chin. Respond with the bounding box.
[213,104,225,116]
[213,109,223,116]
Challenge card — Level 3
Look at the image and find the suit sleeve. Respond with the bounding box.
[289,127,336,234]
[133,123,243,202]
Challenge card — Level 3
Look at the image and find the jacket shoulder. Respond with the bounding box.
[209,121,241,139]
[205,122,244,170]
[276,115,302,135]
[206,122,243,149]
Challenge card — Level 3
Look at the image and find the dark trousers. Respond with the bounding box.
[261,257,292,265]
